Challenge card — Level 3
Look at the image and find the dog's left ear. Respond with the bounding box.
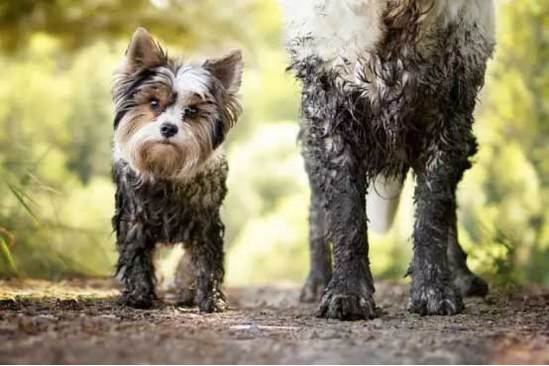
[204,50,243,94]
[125,27,167,72]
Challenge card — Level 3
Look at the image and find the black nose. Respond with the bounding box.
[160,123,178,138]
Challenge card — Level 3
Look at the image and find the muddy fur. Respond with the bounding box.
[112,159,228,311]
[111,28,242,310]
[284,0,494,320]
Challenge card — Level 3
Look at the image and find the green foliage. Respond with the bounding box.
[0,1,547,288]
[0,236,17,276]
[457,1,549,287]
[0,0,257,52]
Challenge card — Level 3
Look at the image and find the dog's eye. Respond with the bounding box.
[149,98,160,111]
[183,107,198,119]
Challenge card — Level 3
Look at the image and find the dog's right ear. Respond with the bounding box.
[125,27,167,72]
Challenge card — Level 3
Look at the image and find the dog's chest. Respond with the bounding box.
[113,161,228,244]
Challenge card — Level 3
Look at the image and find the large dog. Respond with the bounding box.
[281,0,494,320]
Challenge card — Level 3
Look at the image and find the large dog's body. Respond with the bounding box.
[281,0,495,319]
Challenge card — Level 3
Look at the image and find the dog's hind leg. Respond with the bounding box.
[448,205,489,297]
[174,247,196,306]
[300,185,332,303]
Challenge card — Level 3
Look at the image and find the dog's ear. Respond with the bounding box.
[125,27,166,72]
[204,50,243,94]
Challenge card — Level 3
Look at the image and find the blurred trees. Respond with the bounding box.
[0,0,547,287]
[464,0,549,285]
[0,0,250,51]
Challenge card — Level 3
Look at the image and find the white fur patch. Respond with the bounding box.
[280,0,386,70]
[433,0,495,43]
[175,66,211,97]
[281,0,496,70]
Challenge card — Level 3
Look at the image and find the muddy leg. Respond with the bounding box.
[315,152,375,320]
[115,222,156,309]
[409,151,465,316]
[300,187,332,303]
[448,218,489,297]
[192,213,226,313]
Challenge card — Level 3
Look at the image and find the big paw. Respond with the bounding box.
[300,271,331,303]
[408,282,464,316]
[317,282,376,321]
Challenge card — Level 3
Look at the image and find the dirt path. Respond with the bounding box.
[0,280,548,364]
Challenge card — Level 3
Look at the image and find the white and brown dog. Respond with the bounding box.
[111,28,242,310]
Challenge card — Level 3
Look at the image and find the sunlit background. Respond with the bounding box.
[0,0,547,289]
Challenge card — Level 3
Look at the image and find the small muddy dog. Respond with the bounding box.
[111,28,242,311]
[280,0,494,320]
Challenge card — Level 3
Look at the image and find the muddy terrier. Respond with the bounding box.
[111,28,242,311]
[281,0,493,320]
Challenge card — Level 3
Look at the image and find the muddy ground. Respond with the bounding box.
[0,279,548,364]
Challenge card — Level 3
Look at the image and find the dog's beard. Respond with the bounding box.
[116,112,217,180]
[139,142,185,178]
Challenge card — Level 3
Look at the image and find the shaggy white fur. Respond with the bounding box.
[280,0,495,69]
[280,0,386,68]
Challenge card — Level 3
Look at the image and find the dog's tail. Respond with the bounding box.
[366,175,403,234]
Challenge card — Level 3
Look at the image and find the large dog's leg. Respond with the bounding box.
[192,212,226,313]
[115,221,156,309]
[447,190,489,298]
[314,148,375,320]
[409,144,468,315]
[300,183,332,303]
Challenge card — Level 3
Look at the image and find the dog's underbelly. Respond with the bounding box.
[300,60,450,179]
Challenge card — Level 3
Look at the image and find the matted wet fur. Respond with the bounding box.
[111,28,242,311]
[281,0,494,320]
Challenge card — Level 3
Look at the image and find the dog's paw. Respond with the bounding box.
[454,272,489,298]
[317,282,376,321]
[197,291,227,313]
[121,291,155,309]
[300,271,331,303]
[408,282,464,316]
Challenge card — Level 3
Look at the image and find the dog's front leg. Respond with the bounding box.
[192,213,226,313]
[409,148,466,315]
[314,146,376,320]
[116,221,156,309]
